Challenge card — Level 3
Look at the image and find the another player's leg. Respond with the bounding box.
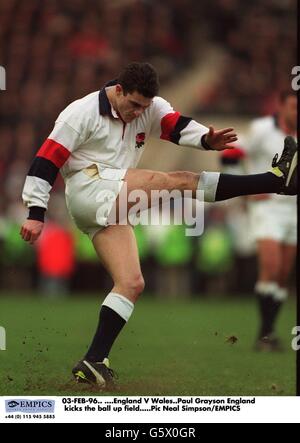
[278,244,297,291]
[72,225,144,389]
[272,243,296,347]
[254,240,283,351]
[255,241,296,351]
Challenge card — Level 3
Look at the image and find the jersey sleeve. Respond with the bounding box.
[149,97,209,150]
[22,105,92,221]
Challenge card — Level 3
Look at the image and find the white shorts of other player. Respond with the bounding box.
[65,164,127,240]
[248,199,297,245]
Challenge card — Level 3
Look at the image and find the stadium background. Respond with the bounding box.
[0,0,297,396]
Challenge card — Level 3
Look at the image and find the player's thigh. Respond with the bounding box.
[279,213,297,280]
[123,168,197,198]
[278,243,297,285]
[65,169,125,233]
[92,224,143,288]
[112,168,197,220]
[125,168,167,196]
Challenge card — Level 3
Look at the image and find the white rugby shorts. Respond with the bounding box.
[65,165,127,240]
[248,200,297,245]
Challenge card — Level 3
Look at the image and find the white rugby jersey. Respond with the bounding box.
[22,80,210,220]
[243,115,296,206]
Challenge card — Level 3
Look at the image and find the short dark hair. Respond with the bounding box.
[118,62,160,98]
[279,90,297,103]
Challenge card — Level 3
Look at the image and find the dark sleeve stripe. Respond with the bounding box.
[37,139,71,168]
[28,157,59,186]
[170,115,193,145]
[220,147,246,165]
[28,206,46,222]
[160,113,193,144]
[221,157,240,166]
[201,134,213,150]
[160,112,181,141]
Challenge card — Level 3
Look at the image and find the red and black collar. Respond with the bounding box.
[99,79,118,117]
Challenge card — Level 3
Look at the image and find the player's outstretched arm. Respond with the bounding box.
[20,219,44,245]
[203,125,238,151]
[150,97,237,151]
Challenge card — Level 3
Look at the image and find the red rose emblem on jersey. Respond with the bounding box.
[135,132,145,149]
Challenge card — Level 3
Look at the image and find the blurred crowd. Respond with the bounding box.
[0,202,257,296]
[0,0,296,217]
[196,0,297,115]
[0,0,198,221]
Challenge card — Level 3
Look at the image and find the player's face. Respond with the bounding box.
[280,95,297,130]
[116,86,153,123]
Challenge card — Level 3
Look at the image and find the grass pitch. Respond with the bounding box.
[0,293,296,396]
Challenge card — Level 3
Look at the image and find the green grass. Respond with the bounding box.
[0,293,296,396]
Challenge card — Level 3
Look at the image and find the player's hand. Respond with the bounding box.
[20,220,44,245]
[204,126,238,151]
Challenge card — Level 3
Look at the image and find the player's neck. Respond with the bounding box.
[106,87,127,124]
[278,115,296,136]
[106,86,119,115]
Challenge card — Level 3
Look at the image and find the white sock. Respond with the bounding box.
[255,281,279,296]
[274,286,288,302]
[197,172,220,202]
[102,292,134,322]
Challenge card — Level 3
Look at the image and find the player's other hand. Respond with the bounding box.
[20,220,44,245]
[204,126,238,151]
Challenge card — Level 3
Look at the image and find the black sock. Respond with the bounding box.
[257,293,283,338]
[85,306,126,362]
[216,172,282,201]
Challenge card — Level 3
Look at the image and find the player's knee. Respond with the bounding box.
[167,171,195,188]
[132,274,145,298]
[147,171,169,188]
[122,274,145,300]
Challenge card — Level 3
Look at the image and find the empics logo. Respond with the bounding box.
[0,326,6,350]
[5,399,55,413]
[7,401,19,408]
[0,66,6,90]
[291,326,300,351]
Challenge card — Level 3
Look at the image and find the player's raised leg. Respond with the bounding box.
[115,136,297,218]
[72,225,144,389]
